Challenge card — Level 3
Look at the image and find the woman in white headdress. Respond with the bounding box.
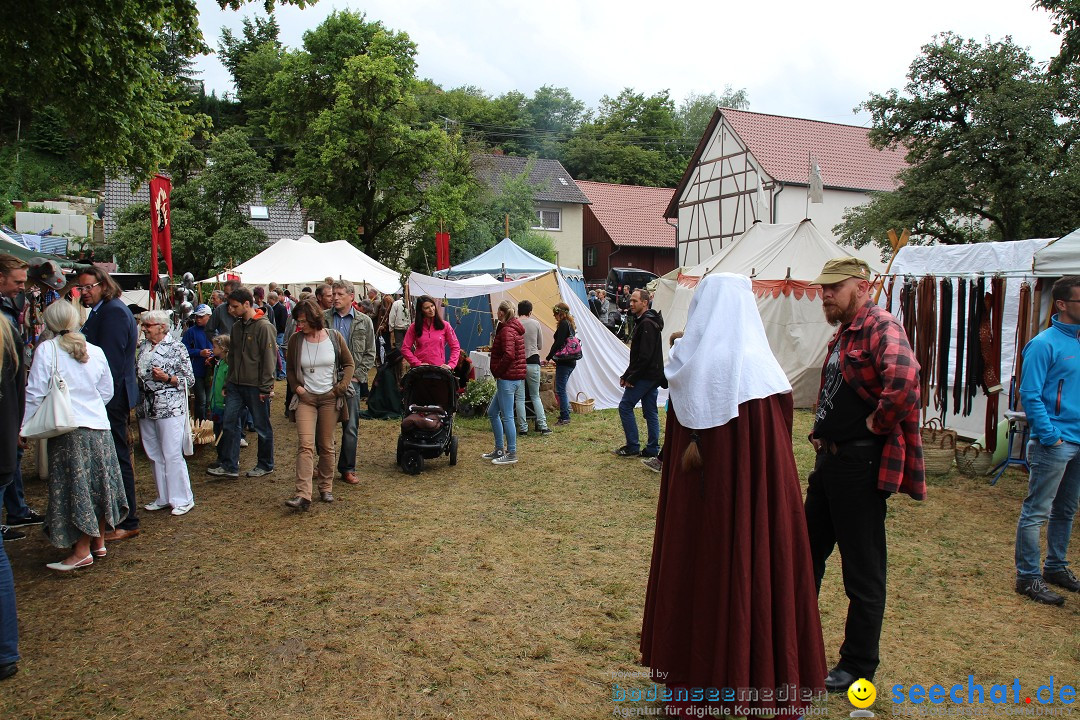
[639,273,826,718]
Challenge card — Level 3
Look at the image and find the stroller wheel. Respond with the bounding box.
[449,436,458,466]
[402,450,424,475]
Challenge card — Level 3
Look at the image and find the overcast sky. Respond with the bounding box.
[193,0,1063,126]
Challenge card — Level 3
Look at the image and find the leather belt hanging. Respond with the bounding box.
[936,278,952,421]
[915,275,937,410]
[900,277,918,348]
[953,277,966,416]
[964,277,985,417]
[1014,281,1033,402]
[982,276,1005,452]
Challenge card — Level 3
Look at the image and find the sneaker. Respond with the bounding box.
[144,501,170,511]
[492,452,518,465]
[518,428,529,437]
[481,449,505,460]
[613,446,640,458]
[170,502,195,516]
[641,457,663,473]
[207,465,239,478]
[639,450,659,458]
[239,437,249,448]
[5,510,45,527]
[556,418,570,426]
[246,466,273,478]
[1,526,25,542]
[539,428,553,436]
[1016,577,1065,606]
[1044,568,1080,593]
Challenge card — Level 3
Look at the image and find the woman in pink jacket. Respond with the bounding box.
[401,296,461,369]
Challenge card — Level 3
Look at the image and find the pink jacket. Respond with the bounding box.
[401,318,461,368]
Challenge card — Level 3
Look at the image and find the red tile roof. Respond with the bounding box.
[577,180,676,248]
[720,108,907,192]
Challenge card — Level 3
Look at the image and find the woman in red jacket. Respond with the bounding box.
[483,300,526,465]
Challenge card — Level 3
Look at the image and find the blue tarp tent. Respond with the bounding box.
[437,238,588,304]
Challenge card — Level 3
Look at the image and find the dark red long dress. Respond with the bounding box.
[640,393,826,717]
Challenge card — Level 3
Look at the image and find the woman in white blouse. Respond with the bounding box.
[23,301,126,571]
[136,310,195,516]
[284,299,353,511]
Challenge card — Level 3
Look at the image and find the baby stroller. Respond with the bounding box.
[396,365,459,475]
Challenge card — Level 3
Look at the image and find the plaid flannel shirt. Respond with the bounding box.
[818,301,926,500]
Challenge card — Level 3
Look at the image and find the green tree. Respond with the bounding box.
[0,0,311,180]
[675,87,750,149]
[111,128,274,278]
[836,33,1080,252]
[1038,0,1080,72]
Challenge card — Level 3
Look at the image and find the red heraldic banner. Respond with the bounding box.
[435,232,451,270]
[149,174,173,291]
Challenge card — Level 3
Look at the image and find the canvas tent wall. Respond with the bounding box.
[200,238,400,293]
[885,238,1053,440]
[436,237,588,303]
[408,270,650,410]
[651,220,855,407]
[1033,228,1080,276]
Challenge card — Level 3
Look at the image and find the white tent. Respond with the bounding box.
[408,270,658,410]
[1033,228,1080,276]
[652,220,855,407]
[200,238,401,293]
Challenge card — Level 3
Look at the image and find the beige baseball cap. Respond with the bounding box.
[810,257,872,285]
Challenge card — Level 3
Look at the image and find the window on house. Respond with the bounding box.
[532,209,561,231]
[249,205,270,220]
[586,247,597,266]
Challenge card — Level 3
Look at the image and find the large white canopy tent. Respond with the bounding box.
[408,270,657,410]
[200,237,401,293]
[652,220,854,407]
[1033,228,1080,276]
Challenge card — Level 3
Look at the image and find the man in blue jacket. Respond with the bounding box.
[1016,275,1080,605]
[77,266,140,541]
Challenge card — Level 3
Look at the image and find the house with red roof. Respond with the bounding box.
[665,107,907,268]
[578,180,677,283]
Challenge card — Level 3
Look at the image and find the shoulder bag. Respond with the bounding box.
[21,340,78,440]
[553,334,583,362]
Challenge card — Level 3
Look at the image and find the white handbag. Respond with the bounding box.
[180,380,194,456]
[21,340,78,440]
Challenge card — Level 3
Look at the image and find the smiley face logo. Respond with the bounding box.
[848,678,876,709]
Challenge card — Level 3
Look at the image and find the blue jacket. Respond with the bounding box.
[1019,314,1080,446]
[81,297,138,411]
[182,325,213,378]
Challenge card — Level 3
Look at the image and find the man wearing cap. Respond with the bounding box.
[182,304,215,421]
[804,257,924,693]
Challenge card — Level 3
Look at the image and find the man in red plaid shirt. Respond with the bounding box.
[805,257,926,693]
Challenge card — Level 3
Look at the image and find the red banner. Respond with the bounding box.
[149,174,173,291]
[435,232,450,270]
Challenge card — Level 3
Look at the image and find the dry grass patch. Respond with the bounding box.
[2,386,1077,719]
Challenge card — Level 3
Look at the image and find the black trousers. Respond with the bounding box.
[107,402,138,530]
[804,443,888,679]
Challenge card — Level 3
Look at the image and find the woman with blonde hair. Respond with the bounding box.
[483,299,525,465]
[545,302,578,426]
[23,300,127,571]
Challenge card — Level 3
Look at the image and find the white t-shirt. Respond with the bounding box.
[299,336,336,394]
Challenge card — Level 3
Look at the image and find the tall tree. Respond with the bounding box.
[1038,0,1080,72]
[675,87,749,150]
[836,32,1080,252]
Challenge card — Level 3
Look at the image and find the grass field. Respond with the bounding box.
[2,384,1077,719]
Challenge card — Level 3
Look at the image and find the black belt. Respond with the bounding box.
[822,438,883,456]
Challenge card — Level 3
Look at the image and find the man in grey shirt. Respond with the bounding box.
[514,300,552,436]
[207,280,239,337]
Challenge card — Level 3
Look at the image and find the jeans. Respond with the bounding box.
[514,364,548,431]
[107,401,139,530]
[337,386,361,475]
[804,445,888,679]
[276,332,287,379]
[0,489,18,665]
[2,448,30,521]
[555,363,575,421]
[1015,440,1080,580]
[489,378,521,453]
[219,383,274,473]
[618,379,661,455]
[192,374,211,422]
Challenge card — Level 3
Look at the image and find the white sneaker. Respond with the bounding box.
[171,502,195,516]
[481,449,504,460]
[144,501,169,511]
[492,452,518,465]
[239,437,249,448]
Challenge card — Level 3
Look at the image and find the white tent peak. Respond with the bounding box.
[686,219,858,281]
[297,234,318,244]
[201,238,400,292]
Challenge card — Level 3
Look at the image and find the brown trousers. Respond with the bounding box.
[294,391,338,500]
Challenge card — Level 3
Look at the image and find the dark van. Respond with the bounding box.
[606,268,659,300]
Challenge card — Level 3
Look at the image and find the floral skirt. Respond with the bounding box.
[44,428,128,548]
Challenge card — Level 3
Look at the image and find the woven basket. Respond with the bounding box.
[956,440,994,477]
[570,391,595,414]
[920,418,957,448]
[923,433,956,475]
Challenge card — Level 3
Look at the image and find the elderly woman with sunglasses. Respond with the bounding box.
[136,310,196,516]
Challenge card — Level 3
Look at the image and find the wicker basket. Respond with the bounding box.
[922,433,956,475]
[570,391,595,414]
[956,440,994,477]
